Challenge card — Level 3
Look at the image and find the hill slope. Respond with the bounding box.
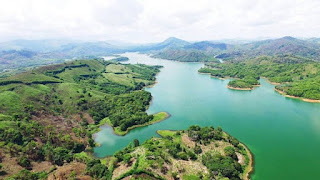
[217,36,320,61]
[0,59,164,178]
[109,125,252,180]
[199,55,320,101]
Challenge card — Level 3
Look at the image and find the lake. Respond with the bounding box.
[94,52,320,180]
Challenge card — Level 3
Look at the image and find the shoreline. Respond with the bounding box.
[146,80,158,88]
[227,85,254,91]
[226,85,262,91]
[260,77,281,85]
[222,131,253,180]
[200,72,320,103]
[198,72,229,80]
[241,142,254,180]
[274,88,320,103]
[106,111,170,136]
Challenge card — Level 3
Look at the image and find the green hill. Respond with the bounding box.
[108,125,252,180]
[0,59,164,178]
[199,55,320,100]
[217,37,320,61]
[153,49,219,62]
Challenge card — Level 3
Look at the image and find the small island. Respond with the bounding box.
[109,56,129,62]
[108,125,253,180]
[105,111,170,136]
[227,78,260,91]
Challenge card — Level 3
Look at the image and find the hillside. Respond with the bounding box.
[0,38,188,74]
[127,37,190,52]
[217,37,320,61]
[108,125,252,180]
[185,41,227,52]
[199,55,320,101]
[0,41,123,75]
[0,59,165,178]
[153,49,219,63]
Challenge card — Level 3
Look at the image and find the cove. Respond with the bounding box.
[94,52,320,180]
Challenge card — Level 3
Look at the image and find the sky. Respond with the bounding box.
[0,0,319,43]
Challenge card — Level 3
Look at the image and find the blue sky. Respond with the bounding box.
[0,0,319,43]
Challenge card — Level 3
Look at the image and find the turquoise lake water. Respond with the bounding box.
[94,52,320,180]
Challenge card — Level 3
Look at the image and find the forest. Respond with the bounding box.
[0,59,162,178]
[199,55,320,99]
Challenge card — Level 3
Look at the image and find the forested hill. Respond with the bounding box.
[152,49,219,62]
[108,125,252,180]
[150,36,320,63]
[216,36,320,61]
[0,59,162,178]
[199,55,320,100]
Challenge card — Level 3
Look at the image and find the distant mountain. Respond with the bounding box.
[2,36,320,74]
[218,36,320,61]
[127,37,190,52]
[0,40,124,73]
[185,41,227,51]
[306,38,320,44]
[153,49,219,62]
[156,37,190,48]
[0,39,76,52]
[150,39,228,62]
[57,41,123,57]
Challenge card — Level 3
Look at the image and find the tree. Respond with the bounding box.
[3,128,23,145]
[133,139,140,147]
[194,144,202,154]
[224,146,238,160]
[86,159,109,178]
[52,147,72,166]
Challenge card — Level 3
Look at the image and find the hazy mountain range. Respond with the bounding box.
[1,36,320,74]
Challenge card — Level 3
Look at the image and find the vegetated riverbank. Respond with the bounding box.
[199,72,259,91]
[274,88,320,103]
[243,144,254,180]
[104,111,170,136]
[198,72,228,80]
[200,72,258,91]
[227,85,258,91]
[198,56,320,102]
[200,70,320,102]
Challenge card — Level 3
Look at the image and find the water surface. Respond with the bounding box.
[94,52,320,180]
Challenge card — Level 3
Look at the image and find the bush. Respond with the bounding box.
[18,156,31,168]
[194,144,202,154]
[178,152,188,160]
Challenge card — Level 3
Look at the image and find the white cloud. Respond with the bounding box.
[0,0,319,43]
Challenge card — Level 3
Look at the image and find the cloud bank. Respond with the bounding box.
[0,0,319,43]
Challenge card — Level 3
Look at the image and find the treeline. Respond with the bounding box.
[199,55,320,99]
